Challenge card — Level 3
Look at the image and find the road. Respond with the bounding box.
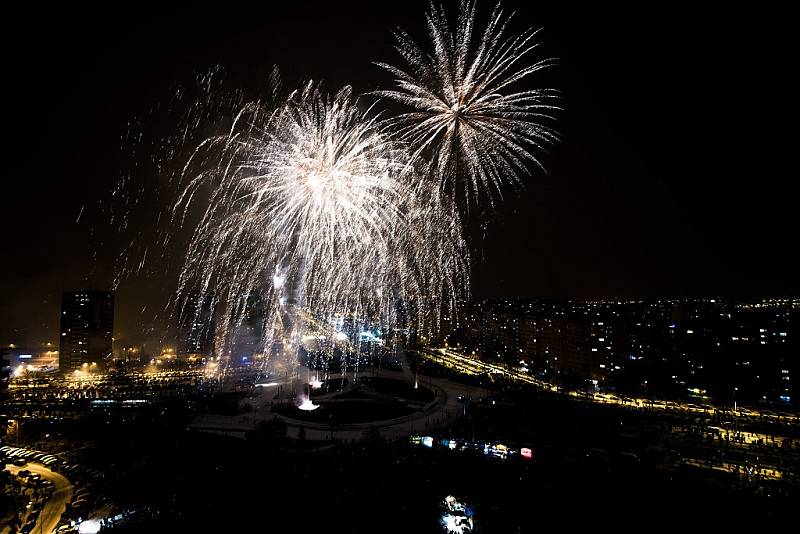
[190,366,489,441]
[683,457,783,480]
[421,347,800,424]
[5,461,73,534]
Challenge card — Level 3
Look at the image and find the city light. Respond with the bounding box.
[78,519,102,534]
[441,495,474,533]
[1,3,797,533]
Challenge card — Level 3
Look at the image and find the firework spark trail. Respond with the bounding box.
[375,0,560,207]
[172,80,468,370]
[117,2,558,374]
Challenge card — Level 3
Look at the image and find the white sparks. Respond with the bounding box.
[375,0,560,206]
[172,80,468,367]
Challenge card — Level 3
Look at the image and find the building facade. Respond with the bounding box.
[438,298,798,406]
[58,290,114,373]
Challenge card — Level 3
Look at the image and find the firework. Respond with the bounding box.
[171,80,468,367]
[375,0,560,206]
[118,1,560,370]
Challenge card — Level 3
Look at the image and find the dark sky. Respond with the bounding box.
[1,1,797,346]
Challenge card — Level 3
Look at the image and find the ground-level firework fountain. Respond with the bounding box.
[297,395,319,411]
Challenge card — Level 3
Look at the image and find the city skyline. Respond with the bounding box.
[1,3,797,531]
[1,1,797,346]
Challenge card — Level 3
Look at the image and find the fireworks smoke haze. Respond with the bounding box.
[116,1,560,371]
[167,78,468,369]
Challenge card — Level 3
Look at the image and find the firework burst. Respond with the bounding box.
[375,0,560,206]
[172,80,468,363]
[118,2,561,370]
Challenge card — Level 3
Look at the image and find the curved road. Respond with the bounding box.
[190,366,488,441]
[6,462,73,534]
[422,347,800,424]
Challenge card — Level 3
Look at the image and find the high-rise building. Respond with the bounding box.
[59,290,114,373]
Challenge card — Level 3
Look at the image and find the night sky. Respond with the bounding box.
[2,1,797,346]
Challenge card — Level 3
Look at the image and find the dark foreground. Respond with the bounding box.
[35,391,789,533]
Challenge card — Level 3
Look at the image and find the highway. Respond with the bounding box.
[683,457,783,481]
[419,347,800,424]
[5,461,73,534]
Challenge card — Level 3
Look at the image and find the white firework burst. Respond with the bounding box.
[375,0,560,206]
[173,80,468,363]
[119,0,563,369]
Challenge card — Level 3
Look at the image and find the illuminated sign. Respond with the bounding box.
[19,354,32,359]
[422,436,433,448]
[485,443,508,459]
[521,447,533,459]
